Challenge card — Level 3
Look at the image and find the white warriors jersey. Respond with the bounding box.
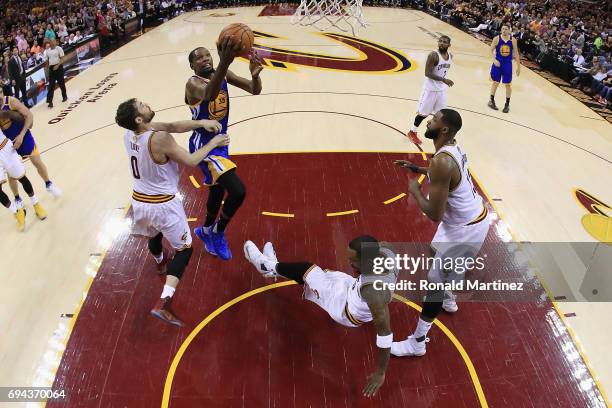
[430,142,484,226]
[345,247,398,324]
[423,51,452,92]
[124,130,179,196]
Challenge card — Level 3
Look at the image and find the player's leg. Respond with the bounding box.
[207,167,246,260]
[150,199,193,327]
[489,64,501,110]
[194,182,224,256]
[0,179,24,230]
[28,148,62,198]
[244,240,314,283]
[17,174,46,220]
[8,177,23,209]
[408,89,433,145]
[502,67,513,113]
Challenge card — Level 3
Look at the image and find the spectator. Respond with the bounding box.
[44,24,57,41]
[8,47,29,106]
[572,48,586,69]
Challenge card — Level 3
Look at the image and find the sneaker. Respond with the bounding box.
[210,226,231,260]
[15,197,24,209]
[150,297,183,327]
[46,183,62,198]
[33,203,47,220]
[15,208,26,232]
[390,335,429,357]
[48,102,53,108]
[442,291,458,313]
[502,104,510,113]
[488,100,498,110]
[244,240,278,278]
[263,242,277,262]
[62,97,68,102]
[406,130,422,145]
[194,226,217,256]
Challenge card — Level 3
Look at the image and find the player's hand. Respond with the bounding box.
[210,133,230,147]
[493,59,501,67]
[13,134,25,149]
[200,120,222,133]
[217,37,239,64]
[408,178,422,195]
[362,371,385,397]
[394,160,418,172]
[443,78,454,87]
[249,50,263,78]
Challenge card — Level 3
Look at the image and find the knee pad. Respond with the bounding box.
[148,233,163,255]
[166,247,193,280]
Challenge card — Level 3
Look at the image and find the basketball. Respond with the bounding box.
[218,23,254,58]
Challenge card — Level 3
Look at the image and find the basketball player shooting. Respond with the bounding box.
[394,109,490,356]
[244,236,398,397]
[488,24,520,113]
[185,34,263,261]
[115,98,228,326]
[407,35,453,145]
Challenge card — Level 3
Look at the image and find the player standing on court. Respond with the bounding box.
[488,24,520,113]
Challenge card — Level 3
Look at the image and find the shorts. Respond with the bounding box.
[490,62,512,84]
[0,138,26,183]
[303,265,360,328]
[131,194,192,250]
[197,155,237,186]
[428,207,491,284]
[416,88,447,116]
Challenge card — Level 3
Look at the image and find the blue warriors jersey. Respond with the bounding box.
[495,35,513,65]
[1,96,36,156]
[188,76,229,158]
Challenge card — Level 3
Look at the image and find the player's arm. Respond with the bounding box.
[361,285,392,397]
[490,36,500,66]
[395,159,428,175]
[512,38,521,76]
[226,51,263,95]
[425,51,453,87]
[155,131,229,167]
[408,154,452,222]
[150,119,221,134]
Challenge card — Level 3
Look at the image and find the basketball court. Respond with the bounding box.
[1,5,611,407]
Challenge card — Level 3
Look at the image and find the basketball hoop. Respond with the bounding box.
[291,0,367,37]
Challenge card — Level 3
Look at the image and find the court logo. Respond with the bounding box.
[207,12,236,17]
[208,90,228,120]
[574,189,611,244]
[248,31,413,74]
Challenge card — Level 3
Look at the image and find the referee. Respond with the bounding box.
[43,39,68,108]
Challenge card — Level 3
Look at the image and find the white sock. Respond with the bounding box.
[413,317,433,340]
[410,125,418,132]
[30,194,38,205]
[160,284,176,299]
[153,252,164,264]
[8,201,17,214]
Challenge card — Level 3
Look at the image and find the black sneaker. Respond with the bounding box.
[48,102,53,108]
[488,100,498,110]
[62,97,68,102]
[502,105,509,113]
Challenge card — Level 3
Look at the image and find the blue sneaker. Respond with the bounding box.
[194,226,217,256]
[210,228,232,260]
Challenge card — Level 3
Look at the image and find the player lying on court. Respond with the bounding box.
[244,236,398,397]
[394,109,490,356]
[0,87,62,201]
[115,98,228,326]
[185,35,263,261]
[0,111,47,231]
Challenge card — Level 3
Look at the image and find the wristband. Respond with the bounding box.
[376,333,393,349]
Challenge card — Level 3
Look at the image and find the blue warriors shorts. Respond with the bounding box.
[490,62,512,84]
[197,155,237,186]
[15,131,38,157]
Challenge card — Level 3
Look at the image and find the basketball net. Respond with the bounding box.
[291,0,366,37]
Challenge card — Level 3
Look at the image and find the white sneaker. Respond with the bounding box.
[263,242,277,262]
[46,183,62,198]
[244,240,278,278]
[390,335,428,357]
[442,290,458,313]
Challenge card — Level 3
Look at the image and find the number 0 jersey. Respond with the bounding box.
[124,130,179,197]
